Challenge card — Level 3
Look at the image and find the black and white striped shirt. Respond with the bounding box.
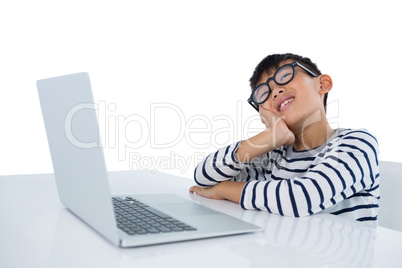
[194,128,380,222]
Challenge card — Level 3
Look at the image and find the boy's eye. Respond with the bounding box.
[280,72,292,82]
[275,66,294,83]
[260,90,269,99]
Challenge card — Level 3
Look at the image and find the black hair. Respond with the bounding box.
[249,53,328,112]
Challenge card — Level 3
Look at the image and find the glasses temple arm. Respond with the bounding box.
[296,62,318,77]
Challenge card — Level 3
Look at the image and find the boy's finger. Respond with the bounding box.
[189,185,200,194]
[260,115,270,127]
[259,107,280,127]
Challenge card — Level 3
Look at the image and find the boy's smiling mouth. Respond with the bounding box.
[277,96,295,112]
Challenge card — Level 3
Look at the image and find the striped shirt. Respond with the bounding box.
[194,128,380,222]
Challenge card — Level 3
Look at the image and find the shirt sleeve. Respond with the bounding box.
[193,141,242,187]
[194,141,268,187]
[240,129,380,217]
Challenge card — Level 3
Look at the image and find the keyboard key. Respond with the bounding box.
[145,228,161,233]
[156,226,173,233]
[171,227,184,232]
[183,226,197,231]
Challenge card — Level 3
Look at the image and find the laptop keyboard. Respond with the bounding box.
[112,197,197,236]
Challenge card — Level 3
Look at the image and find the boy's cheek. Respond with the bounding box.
[259,102,269,110]
[260,101,276,112]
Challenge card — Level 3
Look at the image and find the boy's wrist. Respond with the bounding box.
[189,181,246,204]
[235,129,278,162]
[218,181,247,203]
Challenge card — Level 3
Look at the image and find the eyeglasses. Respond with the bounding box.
[247,62,318,111]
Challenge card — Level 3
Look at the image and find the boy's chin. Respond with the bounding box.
[283,116,301,132]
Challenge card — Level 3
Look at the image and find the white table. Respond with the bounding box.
[1,170,401,268]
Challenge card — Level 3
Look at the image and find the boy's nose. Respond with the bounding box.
[271,87,284,99]
[268,80,284,99]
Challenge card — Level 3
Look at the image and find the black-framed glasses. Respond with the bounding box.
[247,62,318,111]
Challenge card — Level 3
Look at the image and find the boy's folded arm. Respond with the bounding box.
[240,130,380,217]
[194,126,288,187]
[194,141,250,187]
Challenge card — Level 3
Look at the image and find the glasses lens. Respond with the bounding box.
[274,65,294,85]
[253,84,270,104]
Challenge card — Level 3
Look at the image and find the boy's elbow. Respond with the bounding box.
[193,167,203,186]
[193,166,214,187]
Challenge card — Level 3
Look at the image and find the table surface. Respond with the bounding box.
[1,170,401,268]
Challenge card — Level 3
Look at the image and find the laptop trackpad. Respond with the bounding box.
[158,203,220,217]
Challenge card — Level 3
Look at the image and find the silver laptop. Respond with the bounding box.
[37,72,260,247]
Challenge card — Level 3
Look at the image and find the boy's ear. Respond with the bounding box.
[318,74,333,95]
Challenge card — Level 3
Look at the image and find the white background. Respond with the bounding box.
[1,0,401,180]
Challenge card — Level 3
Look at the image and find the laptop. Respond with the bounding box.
[37,72,260,247]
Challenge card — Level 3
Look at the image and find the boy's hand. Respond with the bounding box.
[189,181,246,203]
[235,107,295,162]
[189,185,225,200]
[259,107,295,147]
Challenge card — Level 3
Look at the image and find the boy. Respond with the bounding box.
[189,53,380,222]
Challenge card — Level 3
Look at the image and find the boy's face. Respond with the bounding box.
[257,60,326,130]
